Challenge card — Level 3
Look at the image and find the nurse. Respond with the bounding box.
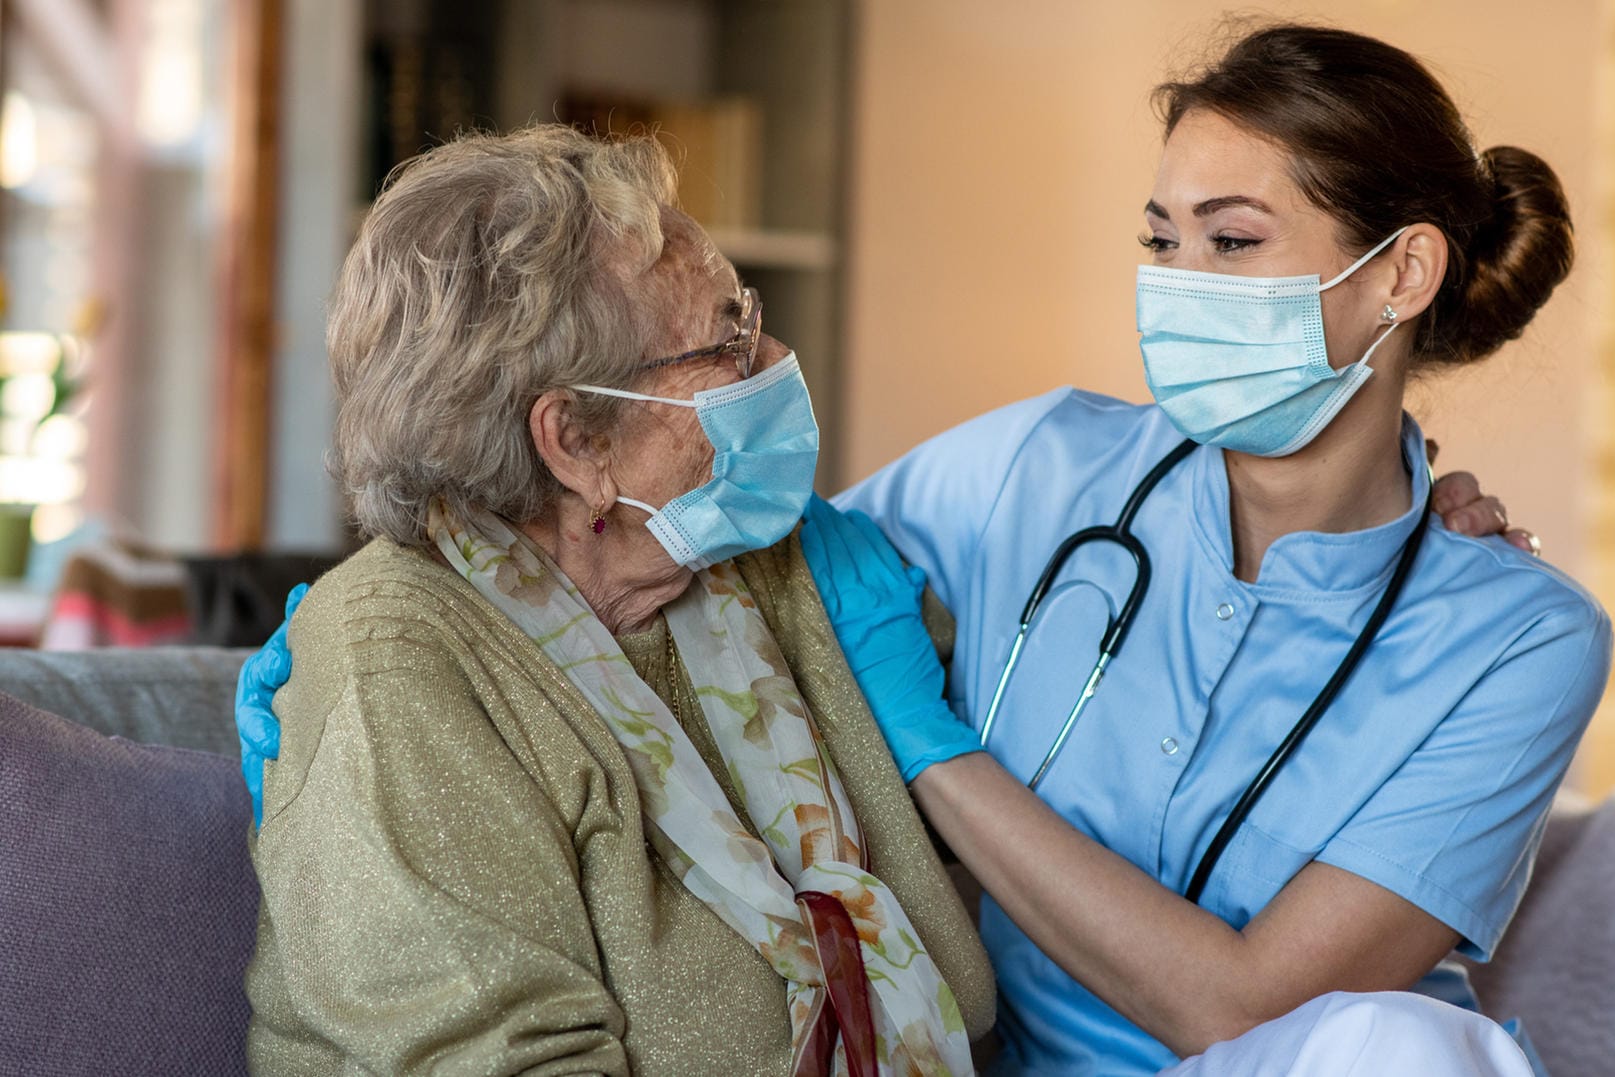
[811,23,1609,1076]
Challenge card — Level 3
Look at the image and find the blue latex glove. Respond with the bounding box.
[800,495,980,782]
[236,583,307,826]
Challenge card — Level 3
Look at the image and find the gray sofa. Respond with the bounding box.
[0,647,1608,1076]
[0,648,252,1077]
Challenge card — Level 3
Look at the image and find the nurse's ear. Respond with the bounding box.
[1384,224,1447,322]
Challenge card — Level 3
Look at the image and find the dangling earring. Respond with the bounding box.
[591,499,608,535]
[1380,304,1398,324]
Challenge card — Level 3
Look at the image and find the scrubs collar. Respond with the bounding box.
[1190,414,1432,597]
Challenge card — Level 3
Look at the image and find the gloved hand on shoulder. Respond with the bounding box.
[800,495,980,782]
[236,583,306,826]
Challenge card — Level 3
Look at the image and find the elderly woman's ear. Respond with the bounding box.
[529,390,616,507]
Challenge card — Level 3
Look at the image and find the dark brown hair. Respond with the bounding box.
[1154,24,1573,366]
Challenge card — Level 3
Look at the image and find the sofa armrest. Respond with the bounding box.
[0,647,251,755]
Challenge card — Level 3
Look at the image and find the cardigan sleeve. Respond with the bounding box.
[250,625,628,1076]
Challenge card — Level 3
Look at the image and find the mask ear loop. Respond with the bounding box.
[1318,226,1410,372]
[571,384,699,409]
[567,385,691,516]
[1355,320,1400,369]
[1318,226,1410,292]
[616,495,659,515]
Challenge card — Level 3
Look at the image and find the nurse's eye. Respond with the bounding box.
[1138,233,1176,252]
[1211,234,1260,254]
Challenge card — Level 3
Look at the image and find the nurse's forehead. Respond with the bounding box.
[1148,112,1303,213]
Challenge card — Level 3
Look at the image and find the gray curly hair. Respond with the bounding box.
[326,125,679,545]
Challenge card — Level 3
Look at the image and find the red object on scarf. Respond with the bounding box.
[795,890,878,1077]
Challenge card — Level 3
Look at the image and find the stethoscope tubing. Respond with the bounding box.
[977,436,1432,906]
[1182,479,1433,904]
[979,440,1196,777]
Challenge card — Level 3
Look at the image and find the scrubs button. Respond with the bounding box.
[1160,736,1179,756]
[1215,602,1235,621]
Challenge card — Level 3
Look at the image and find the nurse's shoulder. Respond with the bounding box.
[1419,518,1612,729]
[1424,517,1608,632]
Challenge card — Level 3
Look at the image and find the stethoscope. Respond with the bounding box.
[976,437,1433,904]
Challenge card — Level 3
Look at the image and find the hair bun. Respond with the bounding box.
[1456,145,1574,361]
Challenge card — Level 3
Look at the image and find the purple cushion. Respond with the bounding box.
[0,690,256,1075]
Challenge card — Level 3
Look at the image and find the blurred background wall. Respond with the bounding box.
[3,0,1613,791]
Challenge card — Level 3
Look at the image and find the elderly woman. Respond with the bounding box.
[243,126,993,1074]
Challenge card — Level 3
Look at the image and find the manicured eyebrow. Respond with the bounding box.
[1143,195,1275,221]
[1194,195,1273,217]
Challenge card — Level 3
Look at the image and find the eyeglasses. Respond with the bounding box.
[639,287,763,380]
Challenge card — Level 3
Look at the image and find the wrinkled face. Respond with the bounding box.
[1142,109,1395,370]
[608,208,789,508]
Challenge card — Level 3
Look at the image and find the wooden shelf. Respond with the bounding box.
[707,228,836,271]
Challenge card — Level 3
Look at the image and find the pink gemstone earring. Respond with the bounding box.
[591,500,608,535]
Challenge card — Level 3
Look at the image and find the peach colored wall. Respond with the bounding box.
[842,1,1614,791]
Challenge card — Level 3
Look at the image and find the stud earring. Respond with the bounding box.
[1380,304,1398,324]
[591,500,608,535]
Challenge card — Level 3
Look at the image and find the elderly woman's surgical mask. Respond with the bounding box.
[573,354,820,570]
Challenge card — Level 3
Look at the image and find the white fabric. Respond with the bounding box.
[1161,991,1533,1077]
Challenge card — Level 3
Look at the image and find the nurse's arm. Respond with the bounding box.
[909,753,1460,1059]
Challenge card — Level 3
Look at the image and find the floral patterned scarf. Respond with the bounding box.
[430,502,971,1076]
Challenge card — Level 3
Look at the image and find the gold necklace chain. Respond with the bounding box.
[664,620,684,727]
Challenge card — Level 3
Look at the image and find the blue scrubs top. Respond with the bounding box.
[837,389,1611,1076]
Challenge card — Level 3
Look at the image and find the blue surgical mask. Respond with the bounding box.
[1136,227,1407,457]
[573,353,820,570]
